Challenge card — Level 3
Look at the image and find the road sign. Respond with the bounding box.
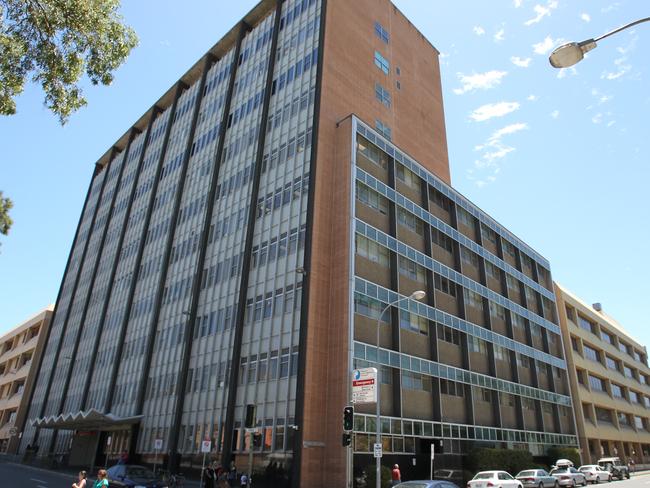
[201,439,212,453]
[352,367,377,404]
[373,442,382,458]
[430,443,435,460]
[106,436,112,446]
[154,439,163,450]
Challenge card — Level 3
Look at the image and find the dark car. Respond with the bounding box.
[396,480,460,488]
[105,464,167,488]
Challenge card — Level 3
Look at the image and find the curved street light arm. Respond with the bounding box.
[594,16,650,43]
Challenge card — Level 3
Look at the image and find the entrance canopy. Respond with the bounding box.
[32,408,142,431]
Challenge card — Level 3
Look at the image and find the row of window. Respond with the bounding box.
[575,336,649,385]
[355,122,553,285]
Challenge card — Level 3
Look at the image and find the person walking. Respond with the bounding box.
[391,464,401,486]
[93,469,109,488]
[240,472,249,487]
[72,471,87,488]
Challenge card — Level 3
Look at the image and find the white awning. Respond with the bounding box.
[31,408,142,431]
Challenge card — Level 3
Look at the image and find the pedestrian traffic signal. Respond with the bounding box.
[342,432,352,447]
[343,406,354,431]
[245,404,256,428]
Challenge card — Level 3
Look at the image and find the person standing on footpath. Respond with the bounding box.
[72,470,87,488]
[93,469,109,488]
[391,464,401,486]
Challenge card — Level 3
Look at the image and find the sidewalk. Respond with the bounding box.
[0,454,202,487]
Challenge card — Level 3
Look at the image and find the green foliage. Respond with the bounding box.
[0,191,12,235]
[546,447,581,468]
[467,448,535,476]
[364,464,392,488]
[0,0,138,124]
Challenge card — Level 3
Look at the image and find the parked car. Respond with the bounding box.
[467,471,523,488]
[578,465,611,483]
[105,464,167,488]
[397,481,461,488]
[516,469,559,488]
[550,466,587,487]
[434,469,464,484]
[597,457,630,480]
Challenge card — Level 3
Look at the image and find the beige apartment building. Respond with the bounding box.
[0,306,53,453]
[556,283,650,466]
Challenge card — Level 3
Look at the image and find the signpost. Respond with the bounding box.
[352,367,377,404]
[430,443,435,480]
[373,442,382,459]
[153,439,163,477]
[200,439,211,488]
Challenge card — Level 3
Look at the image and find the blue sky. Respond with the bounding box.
[0,1,648,350]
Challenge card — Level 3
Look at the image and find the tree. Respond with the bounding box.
[0,0,138,124]
[0,191,13,246]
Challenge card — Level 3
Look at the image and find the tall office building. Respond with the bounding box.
[21,0,577,486]
[555,283,650,466]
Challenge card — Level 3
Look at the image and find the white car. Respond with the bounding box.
[550,466,587,487]
[468,471,523,488]
[578,466,611,484]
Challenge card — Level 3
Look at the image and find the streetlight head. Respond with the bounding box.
[409,290,426,301]
[549,39,597,68]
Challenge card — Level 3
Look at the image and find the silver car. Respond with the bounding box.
[516,469,559,488]
[550,467,587,488]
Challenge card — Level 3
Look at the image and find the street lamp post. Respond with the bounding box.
[375,290,426,488]
[549,17,650,68]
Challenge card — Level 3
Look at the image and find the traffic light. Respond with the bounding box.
[245,404,256,428]
[343,406,354,431]
[342,432,352,447]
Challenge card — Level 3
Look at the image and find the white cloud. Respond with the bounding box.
[601,36,637,80]
[527,94,538,101]
[550,110,560,119]
[602,66,630,80]
[580,13,591,22]
[607,120,616,127]
[592,113,603,124]
[533,36,561,55]
[470,123,528,186]
[494,29,505,42]
[469,101,521,122]
[524,0,558,26]
[514,0,523,7]
[601,3,620,13]
[473,26,486,36]
[511,56,532,67]
[453,70,508,95]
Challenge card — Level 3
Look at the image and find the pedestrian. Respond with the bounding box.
[72,470,87,488]
[93,469,109,488]
[391,464,401,486]
[240,472,249,487]
[204,460,216,488]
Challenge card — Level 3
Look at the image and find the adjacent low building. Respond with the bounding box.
[556,283,650,466]
[0,306,53,453]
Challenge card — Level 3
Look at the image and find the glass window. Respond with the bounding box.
[356,235,390,266]
[357,136,389,169]
[605,355,619,371]
[611,383,623,398]
[374,82,391,107]
[635,416,644,429]
[600,329,613,344]
[375,119,392,140]
[356,182,389,214]
[588,375,605,392]
[374,51,390,74]
[399,309,429,335]
[619,341,631,355]
[437,324,460,345]
[469,336,487,354]
[629,390,639,403]
[578,316,595,333]
[374,21,390,43]
[595,407,612,424]
[583,344,600,362]
[623,365,635,379]
[618,412,630,426]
